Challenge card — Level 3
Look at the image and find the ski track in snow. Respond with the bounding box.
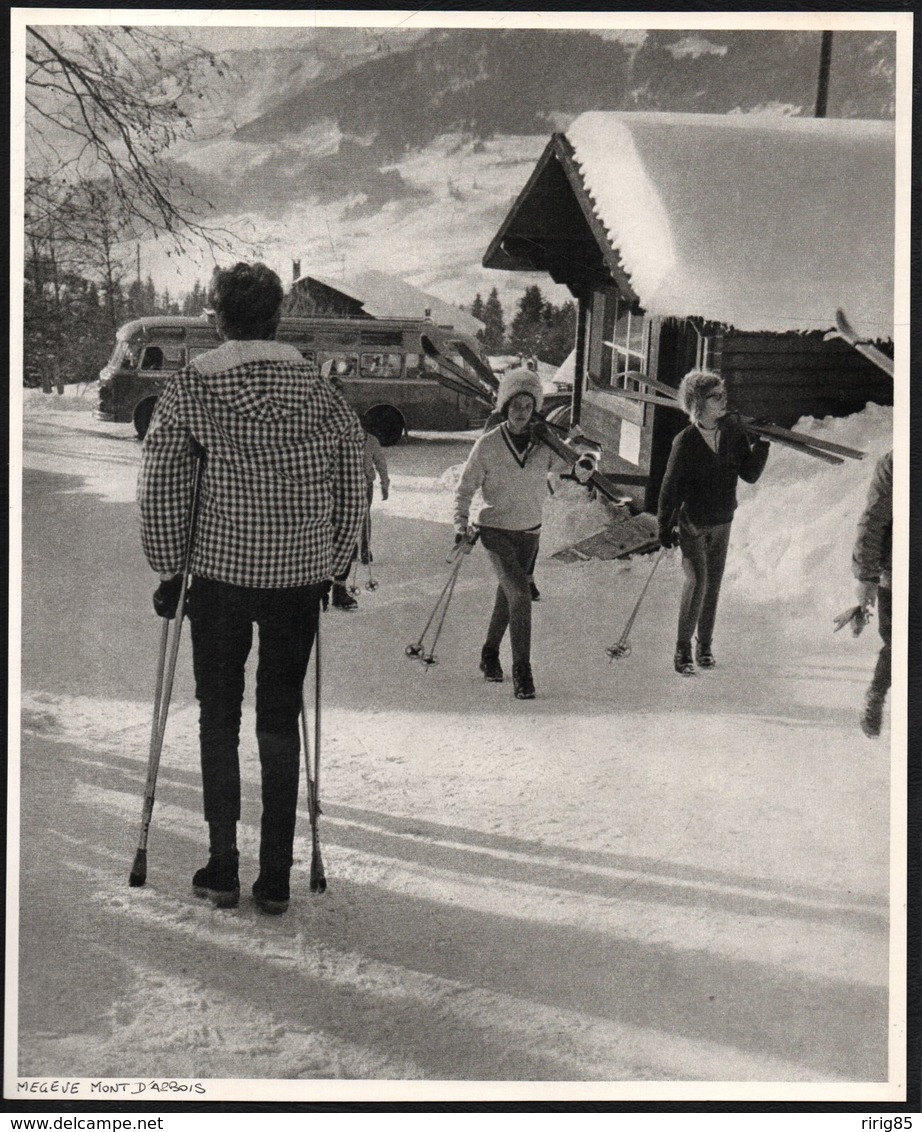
[14,396,897,1092]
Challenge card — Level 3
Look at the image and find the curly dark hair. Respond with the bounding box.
[208,262,284,340]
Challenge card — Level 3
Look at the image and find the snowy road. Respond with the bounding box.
[11,392,899,1100]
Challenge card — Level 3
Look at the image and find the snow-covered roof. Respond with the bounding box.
[292,268,484,337]
[560,113,894,341]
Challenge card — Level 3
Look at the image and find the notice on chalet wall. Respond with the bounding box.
[619,419,642,465]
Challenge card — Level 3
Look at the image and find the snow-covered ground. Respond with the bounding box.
[9,389,904,1103]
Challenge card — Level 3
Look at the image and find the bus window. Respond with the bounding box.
[152,343,186,371]
[320,354,358,378]
[405,352,424,379]
[360,352,402,379]
[140,346,165,371]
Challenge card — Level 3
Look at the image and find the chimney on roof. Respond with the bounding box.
[292,260,301,282]
[424,307,431,319]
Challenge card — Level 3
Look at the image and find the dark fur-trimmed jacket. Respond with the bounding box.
[657,415,770,538]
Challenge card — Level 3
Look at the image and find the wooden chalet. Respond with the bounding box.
[483,112,894,510]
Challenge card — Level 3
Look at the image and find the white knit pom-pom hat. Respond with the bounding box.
[495,367,544,414]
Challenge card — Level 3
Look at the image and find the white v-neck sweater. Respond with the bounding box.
[454,424,565,532]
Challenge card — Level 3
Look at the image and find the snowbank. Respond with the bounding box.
[724,404,892,613]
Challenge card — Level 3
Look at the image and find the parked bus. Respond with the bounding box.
[95,315,492,445]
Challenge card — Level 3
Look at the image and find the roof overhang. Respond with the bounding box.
[482,135,638,300]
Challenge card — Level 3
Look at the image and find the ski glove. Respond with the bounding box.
[320,579,332,611]
[153,574,184,619]
[658,528,679,550]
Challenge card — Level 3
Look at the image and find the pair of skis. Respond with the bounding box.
[614,372,867,466]
[420,332,643,502]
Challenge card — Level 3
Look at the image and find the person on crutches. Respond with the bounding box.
[137,262,366,915]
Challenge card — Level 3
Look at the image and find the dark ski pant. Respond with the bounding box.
[187,576,324,873]
[677,518,732,646]
[480,526,540,667]
[869,585,892,702]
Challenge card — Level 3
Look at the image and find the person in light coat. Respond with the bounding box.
[454,368,595,700]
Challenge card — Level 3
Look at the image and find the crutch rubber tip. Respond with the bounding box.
[310,859,327,893]
[406,644,422,657]
[128,850,147,887]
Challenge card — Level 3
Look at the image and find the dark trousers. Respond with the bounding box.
[869,585,892,701]
[480,526,540,667]
[677,519,732,646]
[187,576,323,873]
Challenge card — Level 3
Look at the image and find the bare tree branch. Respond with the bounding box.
[25,25,238,253]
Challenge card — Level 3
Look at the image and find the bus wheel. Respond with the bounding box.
[133,397,158,440]
[364,404,406,447]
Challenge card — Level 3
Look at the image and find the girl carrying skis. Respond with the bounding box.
[657,369,770,675]
[453,368,595,700]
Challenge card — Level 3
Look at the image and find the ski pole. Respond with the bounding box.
[606,547,666,661]
[362,506,378,592]
[130,446,205,887]
[405,531,479,667]
[301,616,327,893]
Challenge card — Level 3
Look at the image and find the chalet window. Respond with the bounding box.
[603,293,648,392]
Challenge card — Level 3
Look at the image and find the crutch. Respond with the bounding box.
[300,615,326,892]
[405,531,479,668]
[129,447,205,886]
[605,547,666,660]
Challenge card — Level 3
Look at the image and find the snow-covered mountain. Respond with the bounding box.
[145,26,896,314]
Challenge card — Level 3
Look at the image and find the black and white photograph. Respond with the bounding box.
[7,7,913,1108]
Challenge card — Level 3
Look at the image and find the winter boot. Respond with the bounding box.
[860,690,885,738]
[192,850,240,909]
[512,661,536,700]
[695,640,716,669]
[674,641,695,676]
[331,582,358,611]
[252,870,291,915]
[479,645,504,682]
[529,581,541,602]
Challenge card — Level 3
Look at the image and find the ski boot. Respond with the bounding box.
[252,870,290,916]
[479,645,504,682]
[512,662,535,700]
[695,640,716,669]
[192,851,240,909]
[331,582,358,611]
[674,642,695,676]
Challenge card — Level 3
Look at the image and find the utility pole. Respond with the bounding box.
[815,31,833,118]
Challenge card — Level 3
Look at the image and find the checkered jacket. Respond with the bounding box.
[137,340,366,587]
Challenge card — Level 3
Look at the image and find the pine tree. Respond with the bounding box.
[509,285,546,359]
[470,293,485,322]
[481,288,506,353]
